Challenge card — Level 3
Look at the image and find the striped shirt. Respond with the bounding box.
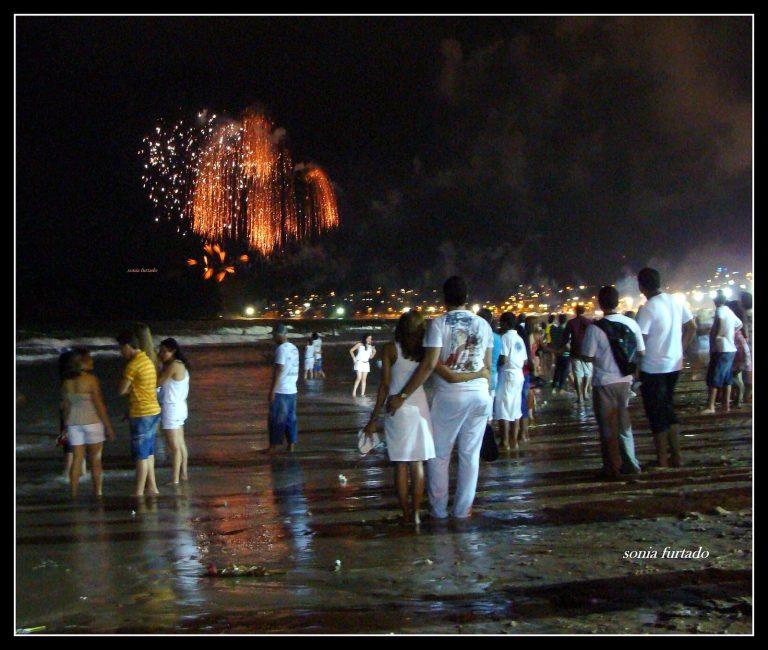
[124,350,161,417]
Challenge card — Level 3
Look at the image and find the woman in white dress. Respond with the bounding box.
[158,338,190,484]
[363,312,488,523]
[350,334,376,397]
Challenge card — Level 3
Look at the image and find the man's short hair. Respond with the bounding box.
[598,286,619,311]
[713,291,727,307]
[558,313,568,325]
[499,311,517,330]
[575,305,586,316]
[443,276,468,307]
[116,331,139,348]
[637,267,661,291]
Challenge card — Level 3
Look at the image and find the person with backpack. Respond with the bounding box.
[581,286,645,479]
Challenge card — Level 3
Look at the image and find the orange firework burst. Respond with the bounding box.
[142,107,339,256]
[187,244,249,283]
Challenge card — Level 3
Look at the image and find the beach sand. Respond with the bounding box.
[16,341,752,634]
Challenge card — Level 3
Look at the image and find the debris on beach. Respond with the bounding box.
[205,563,283,577]
[338,474,347,484]
[16,626,46,634]
[333,559,342,572]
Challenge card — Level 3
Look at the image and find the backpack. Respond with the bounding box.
[594,318,638,376]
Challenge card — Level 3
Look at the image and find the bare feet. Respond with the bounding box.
[146,488,160,496]
[287,443,296,453]
[700,408,716,414]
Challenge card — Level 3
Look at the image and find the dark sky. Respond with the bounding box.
[15,16,752,320]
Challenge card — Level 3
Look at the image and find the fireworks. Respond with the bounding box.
[141,108,340,255]
[187,244,249,283]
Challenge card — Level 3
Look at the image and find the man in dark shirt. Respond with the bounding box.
[562,305,593,404]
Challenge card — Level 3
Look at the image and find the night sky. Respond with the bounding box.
[15,16,752,321]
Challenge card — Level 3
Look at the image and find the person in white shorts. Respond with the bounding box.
[304,336,315,380]
[158,338,191,484]
[61,348,115,498]
[387,276,493,520]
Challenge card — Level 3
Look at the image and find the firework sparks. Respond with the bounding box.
[141,108,340,255]
[187,244,248,283]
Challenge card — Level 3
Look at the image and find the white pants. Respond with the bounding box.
[427,388,491,518]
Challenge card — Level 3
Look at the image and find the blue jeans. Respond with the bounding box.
[269,393,298,445]
[130,414,160,460]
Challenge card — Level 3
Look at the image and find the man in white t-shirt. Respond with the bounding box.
[312,332,325,379]
[582,286,646,478]
[387,276,493,519]
[636,268,696,468]
[266,323,300,453]
[702,291,743,414]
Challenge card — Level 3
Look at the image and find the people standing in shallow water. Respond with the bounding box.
[350,334,376,397]
[157,338,190,484]
[117,330,162,496]
[58,350,87,480]
[312,333,325,379]
[267,323,300,453]
[364,310,488,524]
[304,336,315,380]
[61,348,115,497]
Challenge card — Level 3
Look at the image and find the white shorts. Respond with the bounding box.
[67,422,105,446]
[304,358,314,371]
[494,372,524,421]
[161,403,188,430]
[572,358,593,378]
[354,362,370,373]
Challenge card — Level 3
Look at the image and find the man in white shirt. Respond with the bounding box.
[702,291,743,414]
[267,323,300,453]
[387,276,493,519]
[582,286,646,478]
[636,268,697,468]
[312,332,325,379]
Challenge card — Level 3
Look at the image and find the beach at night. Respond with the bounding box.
[16,337,751,634]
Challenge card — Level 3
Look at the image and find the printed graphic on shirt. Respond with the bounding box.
[443,311,485,373]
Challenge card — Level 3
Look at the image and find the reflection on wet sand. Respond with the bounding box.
[16,346,752,634]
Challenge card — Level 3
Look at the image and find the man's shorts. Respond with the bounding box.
[313,358,323,372]
[706,352,736,388]
[130,414,160,460]
[572,358,593,378]
[67,422,105,446]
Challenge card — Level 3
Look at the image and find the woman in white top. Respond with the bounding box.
[158,338,190,484]
[61,348,115,498]
[363,311,488,524]
[304,336,315,380]
[350,334,376,397]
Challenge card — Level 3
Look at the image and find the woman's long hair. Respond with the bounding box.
[160,338,191,371]
[394,311,426,362]
[133,322,158,367]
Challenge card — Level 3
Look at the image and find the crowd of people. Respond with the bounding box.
[58,323,191,497]
[55,270,752,516]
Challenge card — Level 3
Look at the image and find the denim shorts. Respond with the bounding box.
[130,414,160,460]
[313,358,323,372]
[706,352,736,388]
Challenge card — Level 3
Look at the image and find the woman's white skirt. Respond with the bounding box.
[494,371,524,421]
[384,398,435,462]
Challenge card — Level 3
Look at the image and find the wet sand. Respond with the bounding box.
[16,344,752,634]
